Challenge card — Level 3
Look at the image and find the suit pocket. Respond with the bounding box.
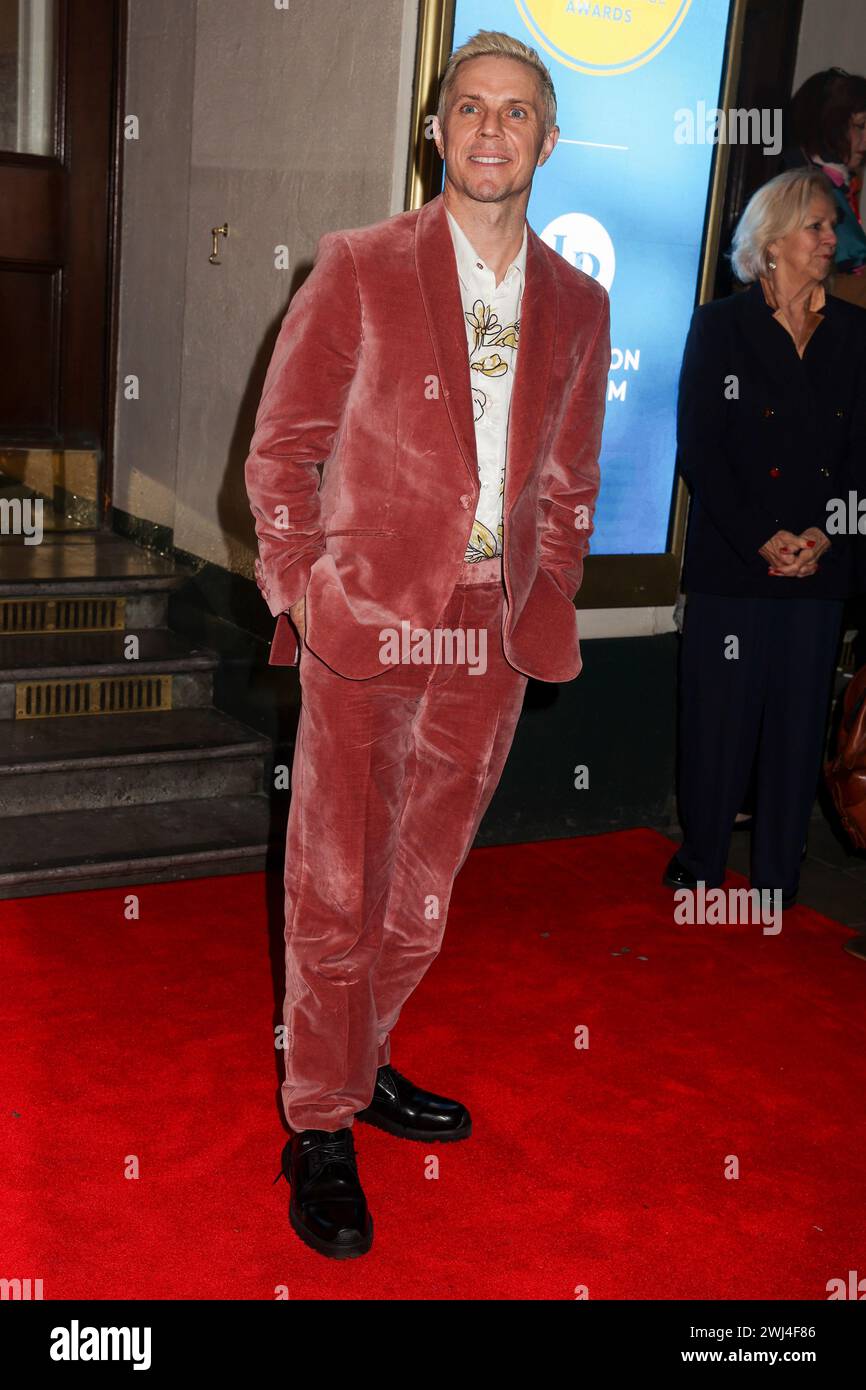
[324,528,398,538]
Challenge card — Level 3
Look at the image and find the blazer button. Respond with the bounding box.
[769,466,781,478]
[762,407,774,418]
[459,494,472,509]
[835,408,844,417]
[819,466,831,477]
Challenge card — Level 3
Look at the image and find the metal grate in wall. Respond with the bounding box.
[0,597,126,634]
[15,675,173,720]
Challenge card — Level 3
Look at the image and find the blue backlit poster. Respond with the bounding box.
[448,0,734,555]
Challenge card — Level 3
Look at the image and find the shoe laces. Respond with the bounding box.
[305,1128,357,1177]
[274,1127,358,1186]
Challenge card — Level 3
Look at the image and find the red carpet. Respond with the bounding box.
[2,827,864,1300]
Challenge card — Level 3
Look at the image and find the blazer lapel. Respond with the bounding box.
[415,194,558,502]
[735,278,849,432]
[735,279,821,400]
[504,226,556,508]
[415,195,478,485]
[795,289,850,389]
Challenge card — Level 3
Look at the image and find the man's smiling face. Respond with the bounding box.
[434,55,558,205]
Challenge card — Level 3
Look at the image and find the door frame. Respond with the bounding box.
[100,0,129,523]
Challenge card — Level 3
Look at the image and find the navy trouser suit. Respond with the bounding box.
[674,279,866,896]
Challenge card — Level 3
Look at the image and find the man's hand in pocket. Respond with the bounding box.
[287,597,306,640]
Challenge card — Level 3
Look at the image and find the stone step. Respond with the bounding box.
[0,628,216,718]
[0,792,281,898]
[0,530,186,595]
[0,527,278,896]
[0,707,270,816]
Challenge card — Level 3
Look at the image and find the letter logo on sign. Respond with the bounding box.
[540,212,615,290]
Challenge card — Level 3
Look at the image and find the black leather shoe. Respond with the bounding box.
[662,853,697,889]
[277,1128,372,1259]
[355,1064,471,1142]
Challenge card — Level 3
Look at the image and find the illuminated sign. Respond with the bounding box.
[448,0,733,556]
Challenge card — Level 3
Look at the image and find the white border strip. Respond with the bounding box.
[578,605,678,639]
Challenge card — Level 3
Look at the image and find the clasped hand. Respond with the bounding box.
[758,527,830,578]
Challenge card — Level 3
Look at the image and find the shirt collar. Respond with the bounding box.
[445,207,527,292]
[758,275,826,358]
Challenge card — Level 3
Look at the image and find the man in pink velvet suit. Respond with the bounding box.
[245,30,609,1259]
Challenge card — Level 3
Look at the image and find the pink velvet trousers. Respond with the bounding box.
[280,556,528,1132]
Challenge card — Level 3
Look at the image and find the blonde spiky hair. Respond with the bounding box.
[437,29,557,134]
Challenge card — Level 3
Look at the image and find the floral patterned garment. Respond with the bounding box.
[445,208,527,561]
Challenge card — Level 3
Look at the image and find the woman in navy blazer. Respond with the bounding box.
[666,167,866,906]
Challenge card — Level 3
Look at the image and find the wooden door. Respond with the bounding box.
[0,0,119,519]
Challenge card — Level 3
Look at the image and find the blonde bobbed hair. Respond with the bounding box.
[730,167,838,282]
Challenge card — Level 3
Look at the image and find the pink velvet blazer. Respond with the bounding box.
[244,192,610,682]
